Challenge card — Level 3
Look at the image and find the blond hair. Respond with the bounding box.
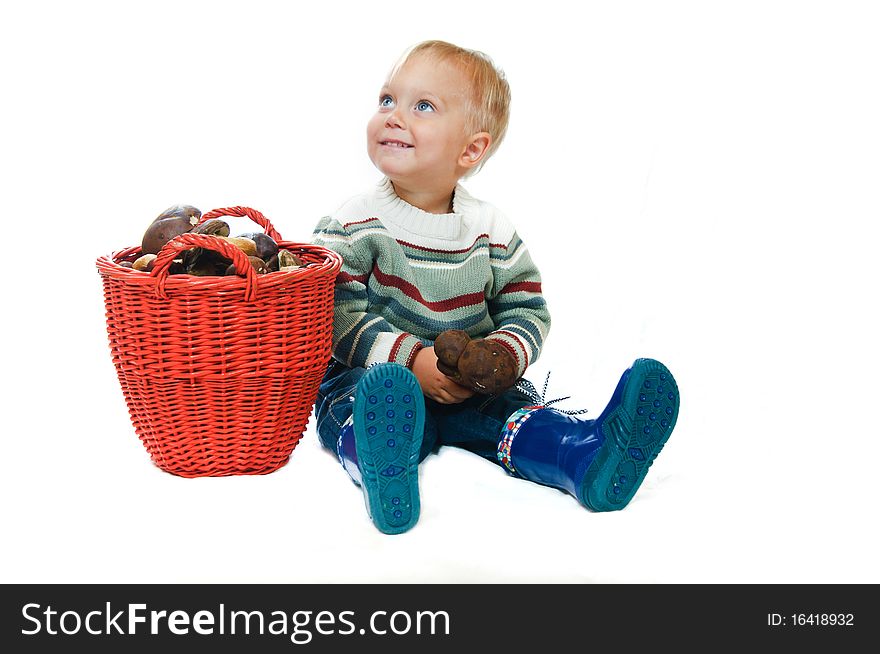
[390,40,511,175]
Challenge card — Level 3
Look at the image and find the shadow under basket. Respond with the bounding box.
[95,206,342,478]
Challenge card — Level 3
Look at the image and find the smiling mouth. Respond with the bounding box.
[380,140,413,148]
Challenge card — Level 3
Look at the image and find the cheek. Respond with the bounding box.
[366,114,382,138]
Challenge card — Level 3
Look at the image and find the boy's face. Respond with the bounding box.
[367,53,476,192]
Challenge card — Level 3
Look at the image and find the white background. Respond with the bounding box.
[1,0,878,583]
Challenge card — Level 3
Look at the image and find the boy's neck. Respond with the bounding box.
[390,180,456,215]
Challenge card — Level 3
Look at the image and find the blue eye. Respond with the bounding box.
[415,100,435,112]
[379,95,394,108]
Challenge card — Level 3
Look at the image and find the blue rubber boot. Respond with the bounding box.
[499,358,679,511]
[336,363,425,534]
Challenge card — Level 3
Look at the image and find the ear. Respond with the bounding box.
[458,132,492,171]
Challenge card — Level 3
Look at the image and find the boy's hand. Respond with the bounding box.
[411,347,475,404]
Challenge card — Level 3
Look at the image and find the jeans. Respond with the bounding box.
[314,359,537,465]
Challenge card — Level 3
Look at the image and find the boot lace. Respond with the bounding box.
[515,372,590,415]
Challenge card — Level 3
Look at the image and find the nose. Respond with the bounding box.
[384,106,405,129]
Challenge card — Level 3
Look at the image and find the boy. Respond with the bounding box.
[312,40,679,534]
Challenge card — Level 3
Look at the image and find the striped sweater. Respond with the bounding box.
[311,177,551,378]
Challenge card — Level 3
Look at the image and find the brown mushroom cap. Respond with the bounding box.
[141,216,199,255]
[434,329,472,369]
[457,339,518,396]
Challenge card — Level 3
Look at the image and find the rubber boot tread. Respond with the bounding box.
[353,364,425,534]
[580,358,679,511]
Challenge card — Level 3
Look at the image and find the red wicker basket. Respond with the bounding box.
[95,206,342,478]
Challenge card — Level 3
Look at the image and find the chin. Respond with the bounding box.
[372,160,409,180]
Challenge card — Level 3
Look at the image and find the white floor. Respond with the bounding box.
[4,322,875,584]
[2,1,878,584]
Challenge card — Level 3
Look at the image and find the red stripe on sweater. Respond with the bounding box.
[493,338,523,371]
[397,234,491,255]
[405,341,423,369]
[499,281,542,295]
[489,331,530,370]
[340,218,509,252]
[337,271,370,285]
[372,265,485,311]
[388,332,408,362]
[342,217,380,229]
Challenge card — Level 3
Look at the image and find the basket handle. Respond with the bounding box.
[150,233,259,302]
[198,206,283,242]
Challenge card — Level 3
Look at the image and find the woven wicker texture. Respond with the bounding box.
[96,206,342,477]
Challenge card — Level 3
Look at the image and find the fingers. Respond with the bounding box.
[431,378,475,404]
[436,360,462,380]
[429,391,455,404]
[446,380,475,401]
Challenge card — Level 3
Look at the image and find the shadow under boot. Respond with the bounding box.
[498,358,680,511]
[337,363,425,534]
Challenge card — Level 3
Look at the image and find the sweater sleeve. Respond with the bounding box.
[311,216,424,369]
[483,231,551,378]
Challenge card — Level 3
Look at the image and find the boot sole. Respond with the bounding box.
[580,358,680,511]
[353,364,425,534]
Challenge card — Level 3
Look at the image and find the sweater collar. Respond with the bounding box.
[374,177,478,240]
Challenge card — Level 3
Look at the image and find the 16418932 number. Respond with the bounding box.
[792,613,853,626]
[768,613,854,627]
[767,613,855,627]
